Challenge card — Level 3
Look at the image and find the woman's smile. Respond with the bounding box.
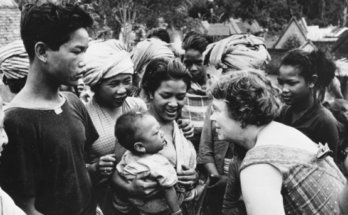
[165,108,177,117]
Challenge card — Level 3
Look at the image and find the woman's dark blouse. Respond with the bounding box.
[276,101,339,161]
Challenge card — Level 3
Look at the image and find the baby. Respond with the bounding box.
[113,111,183,215]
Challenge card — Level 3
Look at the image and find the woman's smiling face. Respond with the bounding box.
[95,74,132,108]
[210,99,243,142]
[150,79,187,123]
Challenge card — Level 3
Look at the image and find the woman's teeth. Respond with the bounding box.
[166,109,176,114]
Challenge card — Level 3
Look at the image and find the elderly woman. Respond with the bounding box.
[112,58,199,215]
[84,40,193,215]
[210,69,346,215]
[197,34,270,213]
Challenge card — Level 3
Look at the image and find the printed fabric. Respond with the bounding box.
[240,145,346,215]
[181,75,215,149]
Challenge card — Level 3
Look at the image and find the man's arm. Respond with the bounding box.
[16,196,43,215]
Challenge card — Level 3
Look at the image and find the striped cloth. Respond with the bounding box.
[0,40,29,79]
[181,75,215,149]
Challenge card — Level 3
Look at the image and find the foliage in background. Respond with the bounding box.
[282,35,301,49]
[12,0,348,41]
[188,0,348,34]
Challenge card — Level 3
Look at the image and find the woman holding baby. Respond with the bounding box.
[112,58,200,215]
[83,40,196,215]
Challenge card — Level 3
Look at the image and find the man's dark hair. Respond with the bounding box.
[182,31,209,54]
[2,76,27,94]
[146,28,170,43]
[20,1,93,61]
[115,111,149,154]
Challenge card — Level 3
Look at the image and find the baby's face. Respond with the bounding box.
[138,115,166,154]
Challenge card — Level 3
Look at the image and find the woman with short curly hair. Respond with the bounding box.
[212,69,345,215]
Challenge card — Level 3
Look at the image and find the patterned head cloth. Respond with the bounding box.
[131,38,174,86]
[0,40,29,79]
[84,39,133,87]
[204,34,271,71]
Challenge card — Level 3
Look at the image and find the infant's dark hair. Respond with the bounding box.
[115,111,149,153]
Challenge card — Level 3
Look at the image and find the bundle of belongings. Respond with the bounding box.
[203,34,271,72]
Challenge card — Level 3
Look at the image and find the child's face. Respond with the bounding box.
[278,65,312,106]
[138,115,166,154]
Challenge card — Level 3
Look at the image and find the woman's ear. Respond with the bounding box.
[34,42,48,63]
[149,92,154,100]
[308,75,318,88]
[134,142,146,153]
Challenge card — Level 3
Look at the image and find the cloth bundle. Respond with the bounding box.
[131,38,174,86]
[84,39,133,87]
[204,34,271,71]
[0,40,29,79]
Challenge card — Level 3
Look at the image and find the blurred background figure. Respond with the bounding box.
[0,40,29,103]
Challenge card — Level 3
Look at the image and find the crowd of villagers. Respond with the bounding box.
[2,1,348,215]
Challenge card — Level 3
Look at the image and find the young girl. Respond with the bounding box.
[114,111,202,215]
[277,49,339,161]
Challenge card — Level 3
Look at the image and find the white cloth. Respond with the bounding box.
[171,120,197,173]
[131,38,174,86]
[0,187,26,215]
[117,151,177,187]
[84,39,133,87]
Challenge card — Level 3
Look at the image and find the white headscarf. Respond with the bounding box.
[204,34,271,70]
[0,40,29,79]
[84,39,133,87]
[131,38,174,86]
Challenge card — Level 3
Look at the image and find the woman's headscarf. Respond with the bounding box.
[0,40,29,79]
[204,34,271,71]
[84,39,133,87]
[131,38,175,86]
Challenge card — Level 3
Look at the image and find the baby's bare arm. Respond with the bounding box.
[162,186,181,214]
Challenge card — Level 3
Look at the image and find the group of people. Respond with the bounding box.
[1,1,348,215]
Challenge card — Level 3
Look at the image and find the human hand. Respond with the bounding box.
[80,91,91,103]
[97,154,116,176]
[129,174,159,197]
[177,165,198,188]
[177,119,194,138]
[207,174,227,190]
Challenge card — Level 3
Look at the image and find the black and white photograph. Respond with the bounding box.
[1,0,348,214]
